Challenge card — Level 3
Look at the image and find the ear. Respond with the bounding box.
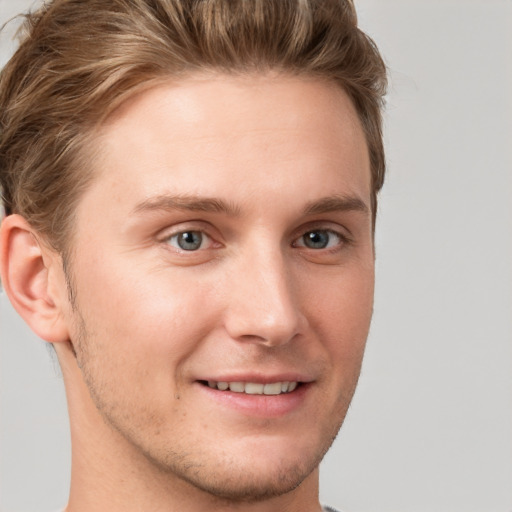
[0,214,70,343]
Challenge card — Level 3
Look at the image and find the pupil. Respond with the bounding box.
[178,231,202,250]
[305,231,328,249]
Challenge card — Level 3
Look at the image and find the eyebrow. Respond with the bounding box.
[133,194,241,216]
[303,194,370,216]
[132,193,369,217]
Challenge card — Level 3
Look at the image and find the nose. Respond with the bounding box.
[222,246,307,347]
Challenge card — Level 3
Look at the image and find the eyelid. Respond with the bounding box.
[157,222,222,251]
[167,231,212,251]
[292,228,348,249]
[158,220,212,239]
[292,219,352,241]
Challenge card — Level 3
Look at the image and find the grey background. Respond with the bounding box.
[1,0,511,511]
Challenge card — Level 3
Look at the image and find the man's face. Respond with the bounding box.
[62,74,374,500]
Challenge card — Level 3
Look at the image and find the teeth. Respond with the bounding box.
[206,381,300,395]
[229,382,245,393]
[245,383,264,394]
[263,382,282,395]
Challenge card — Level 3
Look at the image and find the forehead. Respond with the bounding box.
[81,73,370,219]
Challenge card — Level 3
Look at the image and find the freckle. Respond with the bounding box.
[174,393,180,400]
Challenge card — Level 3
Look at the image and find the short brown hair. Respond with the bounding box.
[0,0,387,253]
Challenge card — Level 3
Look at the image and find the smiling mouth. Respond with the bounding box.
[199,380,300,395]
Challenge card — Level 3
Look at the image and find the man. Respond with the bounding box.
[0,1,386,511]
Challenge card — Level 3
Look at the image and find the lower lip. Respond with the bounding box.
[196,382,311,418]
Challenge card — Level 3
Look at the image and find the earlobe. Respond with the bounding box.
[0,214,70,343]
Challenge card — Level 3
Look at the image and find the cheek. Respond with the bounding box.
[71,254,221,368]
[68,264,207,420]
[312,259,374,317]
[308,263,374,364]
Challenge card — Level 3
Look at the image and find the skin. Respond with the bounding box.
[1,73,374,512]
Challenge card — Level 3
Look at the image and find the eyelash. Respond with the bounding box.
[165,230,216,252]
[292,229,349,251]
[161,227,350,254]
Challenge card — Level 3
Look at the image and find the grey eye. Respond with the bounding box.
[170,231,204,251]
[300,230,341,249]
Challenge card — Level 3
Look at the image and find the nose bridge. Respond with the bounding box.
[223,242,305,346]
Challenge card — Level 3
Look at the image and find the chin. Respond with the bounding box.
[163,452,319,502]
[140,427,339,503]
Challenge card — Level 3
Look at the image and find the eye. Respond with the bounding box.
[166,230,210,251]
[295,229,344,250]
